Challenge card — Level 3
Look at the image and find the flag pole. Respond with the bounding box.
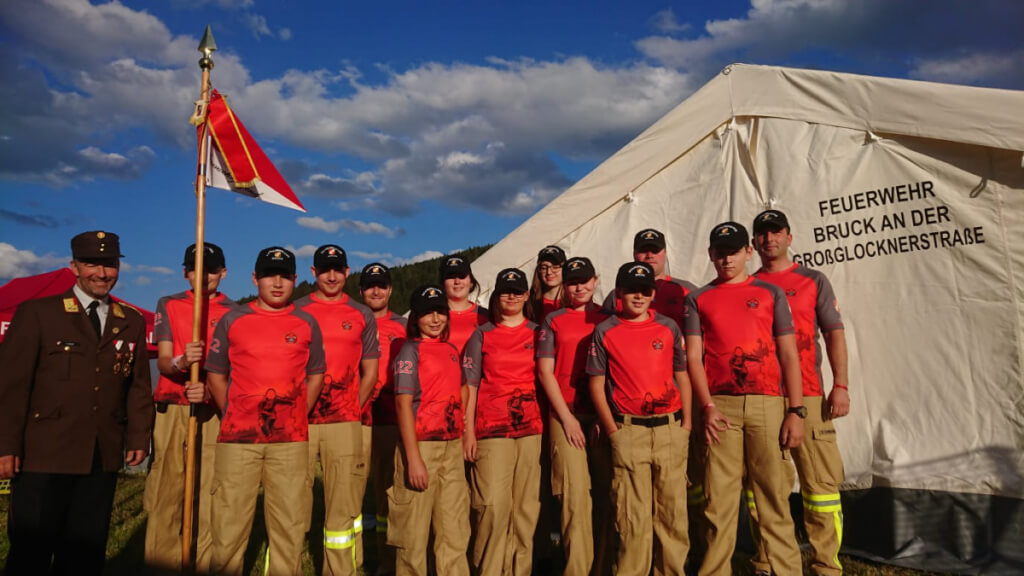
[182,24,217,573]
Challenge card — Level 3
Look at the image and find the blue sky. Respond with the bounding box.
[2,0,1022,308]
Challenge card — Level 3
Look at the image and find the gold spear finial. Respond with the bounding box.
[198,25,217,70]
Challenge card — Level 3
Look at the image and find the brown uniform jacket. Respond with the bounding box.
[0,289,155,474]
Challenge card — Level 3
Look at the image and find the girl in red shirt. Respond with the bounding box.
[463,268,543,576]
[388,285,470,576]
[439,254,488,354]
[536,256,613,575]
[529,245,567,322]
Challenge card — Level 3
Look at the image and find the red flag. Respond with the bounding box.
[202,90,305,212]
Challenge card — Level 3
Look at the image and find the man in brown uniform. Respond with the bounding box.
[0,230,155,575]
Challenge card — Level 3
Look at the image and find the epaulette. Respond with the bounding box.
[113,301,144,319]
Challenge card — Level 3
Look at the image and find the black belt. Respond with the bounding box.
[613,409,683,428]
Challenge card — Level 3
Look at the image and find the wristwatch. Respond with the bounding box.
[786,405,808,419]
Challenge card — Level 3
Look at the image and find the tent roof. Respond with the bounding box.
[472,63,1024,289]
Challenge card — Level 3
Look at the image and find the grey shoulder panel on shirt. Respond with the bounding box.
[289,307,320,331]
[292,294,313,309]
[391,312,408,327]
[750,277,787,298]
[668,277,699,292]
[652,312,683,337]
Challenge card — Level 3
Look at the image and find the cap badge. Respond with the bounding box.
[763,213,777,221]
[424,287,441,298]
[274,250,283,259]
[643,231,657,240]
[505,272,518,281]
[629,265,648,276]
[569,261,581,270]
[327,248,336,255]
[371,266,381,274]
[96,232,106,239]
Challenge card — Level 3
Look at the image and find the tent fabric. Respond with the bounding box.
[470,64,1024,502]
[0,268,158,355]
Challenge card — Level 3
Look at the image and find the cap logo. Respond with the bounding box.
[762,212,777,221]
[505,271,519,281]
[96,232,106,239]
[327,248,336,255]
[569,261,582,270]
[629,265,648,277]
[273,250,283,259]
[446,257,463,266]
[423,287,441,298]
[370,265,382,274]
[642,231,658,240]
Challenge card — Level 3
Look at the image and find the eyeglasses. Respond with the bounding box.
[499,292,526,299]
[539,265,562,273]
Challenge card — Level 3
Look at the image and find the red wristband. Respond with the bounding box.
[833,384,849,391]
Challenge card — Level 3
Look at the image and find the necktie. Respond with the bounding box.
[87,301,101,338]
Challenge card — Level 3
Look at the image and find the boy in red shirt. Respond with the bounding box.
[588,261,692,576]
[358,262,407,574]
[749,209,849,576]
[206,246,326,575]
[294,245,380,575]
[144,243,236,573]
[684,222,805,576]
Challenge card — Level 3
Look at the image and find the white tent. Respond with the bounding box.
[472,64,1024,571]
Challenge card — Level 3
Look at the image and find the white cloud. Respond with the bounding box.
[350,250,444,267]
[287,244,318,258]
[635,0,1024,79]
[296,217,403,238]
[650,8,691,33]
[120,263,175,275]
[0,243,68,279]
[134,276,152,286]
[909,50,1024,88]
[243,13,272,38]
[279,28,292,41]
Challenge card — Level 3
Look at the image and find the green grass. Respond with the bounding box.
[0,473,945,575]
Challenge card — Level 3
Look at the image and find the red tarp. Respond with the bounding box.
[0,268,157,355]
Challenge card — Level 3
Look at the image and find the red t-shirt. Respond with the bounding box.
[447,303,488,355]
[206,303,326,443]
[536,304,610,414]
[364,311,407,426]
[394,338,464,441]
[586,311,685,416]
[602,276,698,330]
[683,277,794,397]
[540,297,561,323]
[294,294,380,424]
[754,264,844,397]
[152,290,238,405]
[463,320,543,439]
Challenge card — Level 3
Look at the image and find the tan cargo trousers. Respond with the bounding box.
[469,435,542,576]
[210,441,308,576]
[698,395,801,576]
[144,404,220,574]
[386,439,470,576]
[306,421,367,576]
[609,412,689,576]
[549,415,614,576]
[749,395,845,576]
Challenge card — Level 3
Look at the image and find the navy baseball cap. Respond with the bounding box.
[360,262,392,288]
[254,246,296,277]
[183,242,226,272]
[708,222,750,252]
[537,245,567,265]
[494,268,529,294]
[314,244,347,271]
[752,209,790,234]
[562,257,596,284]
[410,284,449,315]
[440,255,471,280]
[615,261,656,292]
[633,228,666,252]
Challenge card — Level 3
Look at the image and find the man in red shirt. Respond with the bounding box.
[206,246,326,575]
[588,261,692,576]
[144,243,237,574]
[747,209,849,576]
[684,222,805,576]
[295,245,380,575]
[358,262,407,575]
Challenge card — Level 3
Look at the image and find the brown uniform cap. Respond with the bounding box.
[71,230,123,260]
